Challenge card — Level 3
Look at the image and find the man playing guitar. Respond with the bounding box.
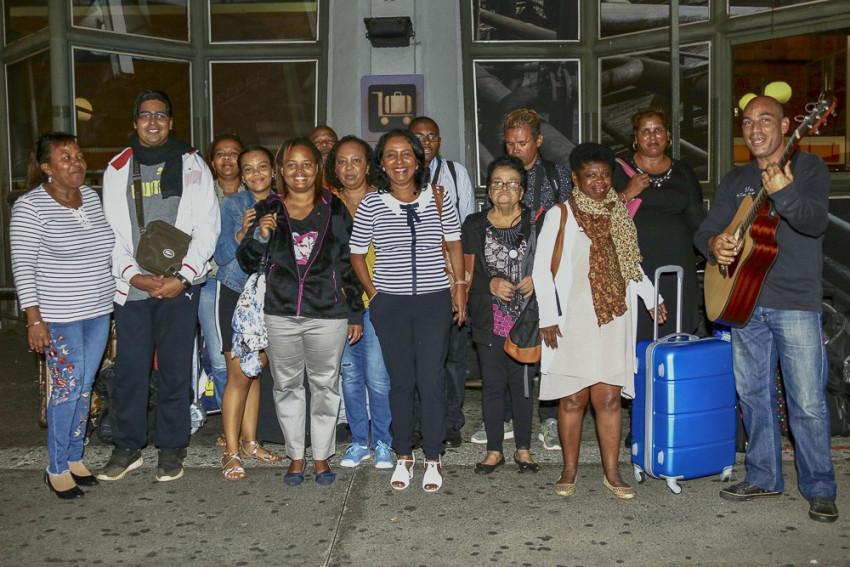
[695,95,837,523]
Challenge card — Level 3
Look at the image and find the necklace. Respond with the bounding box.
[634,163,674,188]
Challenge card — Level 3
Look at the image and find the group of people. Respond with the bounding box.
[12,89,838,521]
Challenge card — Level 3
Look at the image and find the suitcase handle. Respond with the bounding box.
[658,333,699,344]
[653,265,684,340]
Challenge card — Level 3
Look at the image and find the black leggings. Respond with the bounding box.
[476,335,533,453]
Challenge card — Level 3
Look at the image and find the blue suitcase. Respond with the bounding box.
[631,265,737,493]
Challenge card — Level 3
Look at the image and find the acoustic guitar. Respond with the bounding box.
[704,92,836,327]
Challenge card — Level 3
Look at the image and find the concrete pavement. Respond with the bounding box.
[1,325,848,566]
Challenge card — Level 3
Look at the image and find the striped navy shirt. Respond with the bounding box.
[350,186,461,295]
[11,185,115,322]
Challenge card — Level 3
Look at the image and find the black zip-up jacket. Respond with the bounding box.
[461,206,538,346]
[237,189,364,325]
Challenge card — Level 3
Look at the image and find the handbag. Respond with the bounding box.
[433,184,471,286]
[615,157,643,219]
[504,203,568,363]
[132,159,192,276]
[231,236,273,378]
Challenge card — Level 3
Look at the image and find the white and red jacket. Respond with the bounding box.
[102,147,220,305]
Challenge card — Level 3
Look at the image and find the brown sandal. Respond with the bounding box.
[239,439,282,463]
[221,452,245,481]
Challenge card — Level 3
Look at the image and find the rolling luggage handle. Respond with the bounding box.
[653,265,697,344]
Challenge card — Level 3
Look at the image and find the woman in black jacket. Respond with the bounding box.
[237,137,363,487]
[461,155,539,475]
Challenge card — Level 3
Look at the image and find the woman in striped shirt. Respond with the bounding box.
[11,133,115,499]
[350,129,467,492]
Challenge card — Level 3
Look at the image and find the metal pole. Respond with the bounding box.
[670,0,680,160]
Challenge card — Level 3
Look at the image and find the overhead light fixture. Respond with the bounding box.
[364,16,414,48]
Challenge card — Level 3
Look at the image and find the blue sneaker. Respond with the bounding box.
[340,443,370,467]
[374,440,394,469]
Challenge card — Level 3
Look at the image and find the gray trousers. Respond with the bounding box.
[265,315,348,461]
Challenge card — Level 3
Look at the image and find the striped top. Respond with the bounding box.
[11,185,115,322]
[350,186,461,295]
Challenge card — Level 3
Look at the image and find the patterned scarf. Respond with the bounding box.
[570,187,643,326]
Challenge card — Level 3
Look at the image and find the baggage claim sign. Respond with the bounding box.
[361,74,424,142]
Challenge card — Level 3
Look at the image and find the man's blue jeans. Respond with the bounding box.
[732,307,836,500]
[340,309,392,447]
[45,315,110,475]
[198,279,227,407]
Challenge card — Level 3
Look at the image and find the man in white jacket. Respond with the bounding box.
[98,90,219,483]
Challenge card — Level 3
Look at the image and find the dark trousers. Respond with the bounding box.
[112,286,200,450]
[444,322,469,429]
[477,335,533,453]
[370,290,452,460]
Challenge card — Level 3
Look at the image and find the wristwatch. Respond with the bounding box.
[169,267,192,290]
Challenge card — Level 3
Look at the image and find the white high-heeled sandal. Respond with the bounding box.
[390,456,415,490]
[422,457,442,493]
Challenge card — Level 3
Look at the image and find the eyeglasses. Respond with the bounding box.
[137,111,170,121]
[414,133,440,142]
[215,150,240,159]
[489,180,522,192]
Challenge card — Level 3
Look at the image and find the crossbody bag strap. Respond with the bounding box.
[550,202,568,277]
[615,157,637,178]
[132,157,145,229]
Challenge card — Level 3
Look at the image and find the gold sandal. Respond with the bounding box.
[239,439,282,463]
[603,476,636,499]
[221,452,245,481]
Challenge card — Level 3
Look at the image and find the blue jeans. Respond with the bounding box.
[732,307,836,500]
[45,315,110,475]
[198,279,227,407]
[340,309,392,447]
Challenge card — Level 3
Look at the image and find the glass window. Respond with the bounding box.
[209,60,317,152]
[3,0,47,45]
[73,49,191,174]
[209,0,318,43]
[600,1,708,38]
[472,0,578,42]
[72,0,188,42]
[472,59,580,185]
[732,30,847,171]
[599,43,711,180]
[6,50,51,187]
[729,0,828,17]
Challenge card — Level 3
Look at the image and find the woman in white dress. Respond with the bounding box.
[533,143,667,500]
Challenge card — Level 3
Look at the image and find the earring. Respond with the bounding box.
[47,175,52,183]
[632,142,637,151]
[381,166,386,171]
[667,139,673,148]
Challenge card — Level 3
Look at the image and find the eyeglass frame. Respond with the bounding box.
[413,133,440,142]
[136,111,171,121]
[489,180,523,192]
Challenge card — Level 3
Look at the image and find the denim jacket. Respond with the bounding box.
[215,190,263,292]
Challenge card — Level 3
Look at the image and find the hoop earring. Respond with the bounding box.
[632,142,637,152]
[667,139,673,148]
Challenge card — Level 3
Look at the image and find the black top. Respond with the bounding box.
[613,157,706,339]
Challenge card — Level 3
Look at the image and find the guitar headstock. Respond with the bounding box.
[794,91,838,136]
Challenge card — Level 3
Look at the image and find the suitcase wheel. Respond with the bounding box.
[666,477,682,494]
[720,466,733,482]
[633,466,646,484]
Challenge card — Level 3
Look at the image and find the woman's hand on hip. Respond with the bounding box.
[348,324,363,345]
[539,325,561,350]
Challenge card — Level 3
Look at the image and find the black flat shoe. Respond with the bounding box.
[44,472,84,500]
[71,473,99,487]
[474,455,505,475]
[513,455,540,474]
